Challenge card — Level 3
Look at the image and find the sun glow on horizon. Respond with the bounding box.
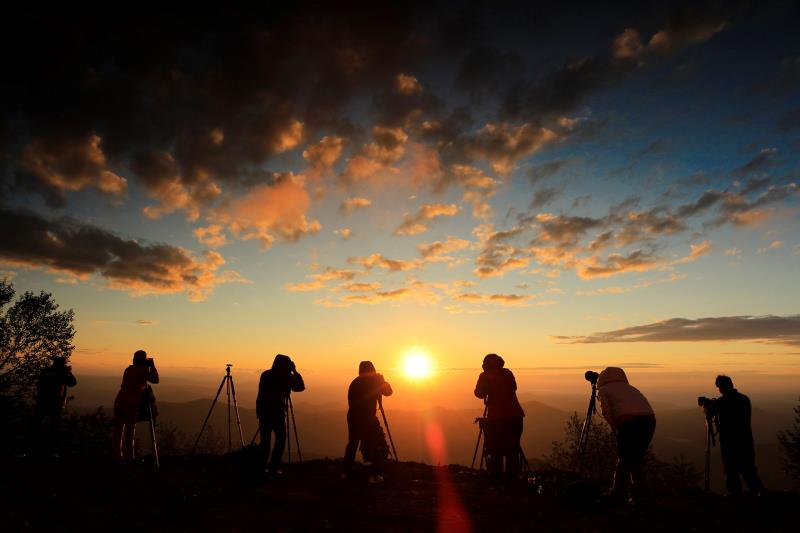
[402,349,434,380]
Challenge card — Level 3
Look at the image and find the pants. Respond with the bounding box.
[613,416,656,496]
[30,404,62,455]
[343,414,386,474]
[259,415,286,468]
[113,406,138,459]
[484,417,523,487]
[721,441,762,493]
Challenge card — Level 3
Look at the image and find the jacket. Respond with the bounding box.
[474,368,525,419]
[596,367,654,431]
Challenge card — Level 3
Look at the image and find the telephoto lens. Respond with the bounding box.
[584,370,599,384]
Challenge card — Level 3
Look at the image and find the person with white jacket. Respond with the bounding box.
[597,367,656,502]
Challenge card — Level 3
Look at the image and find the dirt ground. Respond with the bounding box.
[3,456,797,532]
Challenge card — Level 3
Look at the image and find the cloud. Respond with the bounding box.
[417,236,471,261]
[0,206,247,301]
[17,133,127,207]
[529,159,572,185]
[447,164,498,219]
[576,272,686,296]
[576,249,660,279]
[135,319,158,326]
[729,148,778,178]
[347,253,419,272]
[395,202,460,236]
[303,136,347,179]
[209,174,321,248]
[466,122,559,175]
[339,197,372,215]
[334,228,353,240]
[193,224,228,248]
[555,315,800,346]
[530,187,561,209]
[341,126,408,182]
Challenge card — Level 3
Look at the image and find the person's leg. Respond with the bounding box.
[739,444,763,492]
[112,415,125,459]
[50,408,63,455]
[612,421,633,496]
[259,418,272,464]
[504,419,522,485]
[343,420,360,472]
[122,414,136,459]
[629,417,656,501]
[721,447,743,494]
[484,420,503,488]
[270,416,287,468]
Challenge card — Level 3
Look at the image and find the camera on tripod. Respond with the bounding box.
[584,370,599,384]
[697,396,716,408]
[135,357,155,368]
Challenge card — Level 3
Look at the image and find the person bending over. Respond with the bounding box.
[256,354,305,475]
[343,361,393,483]
[474,353,525,488]
[597,366,655,503]
[113,350,159,460]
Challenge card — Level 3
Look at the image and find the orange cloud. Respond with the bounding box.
[395,203,460,236]
[303,135,346,179]
[211,174,321,248]
[193,224,228,248]
[347,253,419,272]
[417,236,471,261]
[340,196,372,214]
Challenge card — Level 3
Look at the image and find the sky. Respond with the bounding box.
[1,2,799,402]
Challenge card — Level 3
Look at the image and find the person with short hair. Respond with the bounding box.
[343,361,393,483]
[597,367,656,503]
[256,354,305,474]
[31,356,77,456]
[113,350,159,460]
[706,375,763,494]
[474,353,525,488]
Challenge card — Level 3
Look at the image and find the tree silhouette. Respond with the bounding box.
[0,279,75,400]
[777,396,800,486]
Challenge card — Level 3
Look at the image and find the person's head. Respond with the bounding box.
[272,353,293,372]
[358,361,376,375]
[482,353,505,371]
[133,350,147,364]
[715,375,734,394]
[52,356,66,368]
[597,367,628,388]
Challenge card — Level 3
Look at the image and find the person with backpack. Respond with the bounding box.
[343,361,393,483]
[256,354,305,475]
[112,350,159,460]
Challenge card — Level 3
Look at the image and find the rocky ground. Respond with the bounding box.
[3,455,797,532]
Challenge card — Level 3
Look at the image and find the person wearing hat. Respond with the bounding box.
[112,350,159,460]
[474,353,525,488]
[342,361,393,483]
[256,354,305,475]
[31,356,77,456]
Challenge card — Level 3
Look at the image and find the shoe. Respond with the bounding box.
[368,475,384,484]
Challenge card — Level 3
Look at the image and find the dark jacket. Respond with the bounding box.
[709,389,755,449]
[347,371,392,424]
[474,368,525,419]
[256,357,305,419]
[36,364,77,409]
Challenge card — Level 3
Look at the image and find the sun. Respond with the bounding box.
[402,349,433,380]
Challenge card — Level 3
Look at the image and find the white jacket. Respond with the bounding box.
[597,367,654,431]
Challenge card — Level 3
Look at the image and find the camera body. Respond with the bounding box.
[135,357,155,368]
[697,396,716,408]
[585,370,599,384]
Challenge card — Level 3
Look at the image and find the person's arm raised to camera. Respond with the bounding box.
[474,372,488,400]
[290,368,305,392]
[65,367,77,387]
[147,363,160,384]
[378,374,393,397]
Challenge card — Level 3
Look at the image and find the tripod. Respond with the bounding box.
[703,412,719,491]
[576,380,597,472]
[471,404,488,470]
[378,396,399,461]
[192,364,245,454]
[285,393,302,463]
[145,386,160,468]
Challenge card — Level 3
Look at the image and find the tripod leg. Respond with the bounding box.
[378,398,398,462]
[148,395,160,469]
[471,427,483,470]
[229,376,245,448]
[192,375,228,454]
[285,397,291,463]
[226,376,232,454]
[289,395,302,463]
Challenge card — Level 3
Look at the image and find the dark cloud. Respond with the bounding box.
[729,148,778,178]
[555,315,800,346]
[530,187,561,209]
[529,159,571,185]
[778,108,800,132]
[0,206,245,300]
